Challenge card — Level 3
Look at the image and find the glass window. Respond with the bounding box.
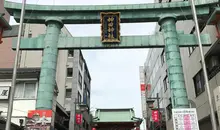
[65,89,72,98]
[24,83,36,99]
[78,72,82,89]
[161,49,165,66]
[67,68,73,77]
[188,47,196,56]
[68,50,74,57]
[193,69,205,96]
[79,55,83,70]
[163,75,169,92]
[78,91,81,103]
[14,82,36,99]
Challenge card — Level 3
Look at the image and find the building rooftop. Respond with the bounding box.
[0,13,11,30]
[93,108,141,123]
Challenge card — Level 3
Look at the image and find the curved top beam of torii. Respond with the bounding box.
[4,0,219,24]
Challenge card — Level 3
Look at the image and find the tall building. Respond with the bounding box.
[0,23,91,129]
[141,0,220,130]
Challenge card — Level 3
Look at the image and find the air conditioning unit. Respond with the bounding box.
[208,56,220,71]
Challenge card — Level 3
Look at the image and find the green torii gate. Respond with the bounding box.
[3,0,219,125]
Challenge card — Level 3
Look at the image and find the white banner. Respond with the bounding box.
[172,108,199,130]
[0,86,10,99]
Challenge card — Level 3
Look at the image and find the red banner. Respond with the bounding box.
[140,84,145,91]
[76,113,82,124]
[152,110,159,122]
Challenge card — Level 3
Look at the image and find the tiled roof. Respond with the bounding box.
[93,108,140,123]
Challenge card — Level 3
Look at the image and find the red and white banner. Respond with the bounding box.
[76,113,82,124]
[26,110,52,130]
[139,66,147,118]
[152,110,159,122]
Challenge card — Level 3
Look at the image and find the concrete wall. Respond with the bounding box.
[0,38,15,68]
[0,0,10,22]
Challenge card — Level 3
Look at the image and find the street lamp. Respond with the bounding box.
[146,93,162,130]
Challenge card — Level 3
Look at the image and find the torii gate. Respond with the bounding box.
[3,0,220,129]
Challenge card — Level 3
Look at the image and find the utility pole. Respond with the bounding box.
[5,0,26,130]
[189,0,218,130]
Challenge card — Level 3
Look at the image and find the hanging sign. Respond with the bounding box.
[75,113,82,124]
[152,110,159,122]
[100,12,120,43]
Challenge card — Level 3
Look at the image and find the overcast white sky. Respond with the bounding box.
[8,0,156,128]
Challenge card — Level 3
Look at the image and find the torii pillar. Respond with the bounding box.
[159,15,189,108]
[36,18,63,110]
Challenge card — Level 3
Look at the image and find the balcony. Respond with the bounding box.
[205,40,220,80]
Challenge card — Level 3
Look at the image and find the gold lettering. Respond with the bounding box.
[107,17,114,22]
[108,33,115,39]
[108,23,113,27]
[108,33,111,39]
[108,28,114,32]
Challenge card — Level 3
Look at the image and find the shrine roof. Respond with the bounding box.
[93,108,142,123]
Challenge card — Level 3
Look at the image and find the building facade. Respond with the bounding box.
[141,0,220,130]
[0,22,91,130]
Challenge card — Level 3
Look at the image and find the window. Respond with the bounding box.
[68,50,74,57]
[163,75,168,92]
[78,91,81,103]
[193,69,205,96]
[79,56,83,70]
[65,89,72,98]
[14,82,36,99]
[161,49,165,66]
[166,104,172,120]
[67,68,73,77]
[78,72,82,89]
[28,30,32,38]
[188,47,196,56]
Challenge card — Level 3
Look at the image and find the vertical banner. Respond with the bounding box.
[100,12,120,43]
[152,110,159,122]
[26,110,52,130]
[139,66,147,118]
[75,113,82,124]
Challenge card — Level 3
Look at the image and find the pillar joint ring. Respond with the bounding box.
[158,15,177,26]
[45,17,64,28]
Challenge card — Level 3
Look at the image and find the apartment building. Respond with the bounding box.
[141,0,220,130]
[0,22,91,129]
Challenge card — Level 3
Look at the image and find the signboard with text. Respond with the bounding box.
[152,110,159,122]
[172,108,199,130]
[26,110,52,130]
[0,86,10,99]
[100,12,120,43]
[75,113,82,124]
